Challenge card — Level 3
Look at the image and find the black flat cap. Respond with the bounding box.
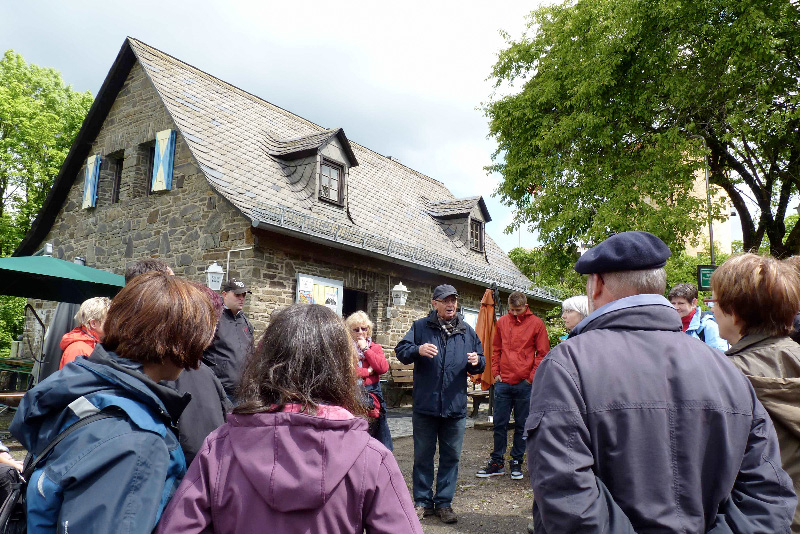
[432,284,459,300]
[574,231,671,274]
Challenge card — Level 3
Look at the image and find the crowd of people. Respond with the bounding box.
[3,230,800,533]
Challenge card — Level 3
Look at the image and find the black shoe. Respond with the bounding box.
[436,506,458,524]
[510,459,523,480]
[476,461,504,478]
[415,505,434,520]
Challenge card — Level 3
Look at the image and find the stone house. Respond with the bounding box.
[16,37,560,362]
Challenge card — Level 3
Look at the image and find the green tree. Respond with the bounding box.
[0,51,92,353]
[486,0,800,263]
[0,50,92,256]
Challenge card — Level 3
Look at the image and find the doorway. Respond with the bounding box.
[342,288,369,319]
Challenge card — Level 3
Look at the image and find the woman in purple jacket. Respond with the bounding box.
[156,303,422,534]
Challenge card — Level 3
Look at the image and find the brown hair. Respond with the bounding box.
[667,283,698,302]
[711,254,800,337]
[103,272,216,369]
[124,257,172,284]
[235,304,364,416]
[508,291,528,308]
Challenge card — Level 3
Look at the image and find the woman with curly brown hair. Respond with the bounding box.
[157,303,421,534]
[711,253,800,532]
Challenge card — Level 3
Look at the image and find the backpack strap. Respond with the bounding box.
[22,410,118,480]
[697,311,709,342]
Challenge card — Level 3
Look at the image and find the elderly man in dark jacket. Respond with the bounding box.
[396,284,485,525]
[526,231,796,534]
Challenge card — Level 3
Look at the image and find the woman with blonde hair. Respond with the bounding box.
[59,296,111,369]
[345,310,392,450]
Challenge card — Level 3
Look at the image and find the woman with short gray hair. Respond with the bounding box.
[561,295,589,333]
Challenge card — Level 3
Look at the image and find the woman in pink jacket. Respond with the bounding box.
[346,310,392,450]
[156,303,421,534]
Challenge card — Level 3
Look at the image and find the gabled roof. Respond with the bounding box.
[426,196,492,223]
[266,128,358,166]
[15,37,560,304]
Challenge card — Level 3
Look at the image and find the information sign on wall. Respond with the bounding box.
[296,273,344,316]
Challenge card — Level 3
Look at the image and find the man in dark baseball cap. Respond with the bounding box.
[395,283,485,524]
[206,278,254,403]
[526,231,794,533]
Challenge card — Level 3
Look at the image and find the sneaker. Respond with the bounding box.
[476,461,504,477]
[510,459,524,480]
[415,505,434,520]
[436,506,458,524]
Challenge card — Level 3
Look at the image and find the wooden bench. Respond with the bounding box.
[387,362,414,407]
[466,388,491,418]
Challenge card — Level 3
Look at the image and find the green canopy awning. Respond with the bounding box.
[0,256,125,304]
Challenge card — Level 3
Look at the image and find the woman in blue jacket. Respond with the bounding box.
[10,273,217,534]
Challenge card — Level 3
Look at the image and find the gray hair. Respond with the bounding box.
[603,268,667,297]
[562,295,589,318]
[74,297,111,326]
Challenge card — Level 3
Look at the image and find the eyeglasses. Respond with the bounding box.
[352,326,368,332]
[435,297,458,304]
[703,298,717,304]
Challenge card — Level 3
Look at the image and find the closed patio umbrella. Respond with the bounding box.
[471,289,497,390]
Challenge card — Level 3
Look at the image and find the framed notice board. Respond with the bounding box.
[697,264,717,291]
[296,273,344,316]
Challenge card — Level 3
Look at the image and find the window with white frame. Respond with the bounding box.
[319,159,344,204]
[470,219,484,252]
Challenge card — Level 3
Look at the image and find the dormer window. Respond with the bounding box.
[319,159,344,205]
[470,219,484,252]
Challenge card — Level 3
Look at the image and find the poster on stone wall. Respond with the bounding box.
[296,273,344,316]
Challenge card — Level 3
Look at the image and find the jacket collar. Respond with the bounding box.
[570,294,679,337]
[509,308,533,323]
[726,333,774,356]
[88,345,191,423]
[425,309,466,333]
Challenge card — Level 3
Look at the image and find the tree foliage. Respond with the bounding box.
[486,0,800,264]
[0,51,92,352]
[0,50,92,256]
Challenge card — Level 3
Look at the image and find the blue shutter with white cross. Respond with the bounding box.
[81,155,101,209]
[151,129,176,192]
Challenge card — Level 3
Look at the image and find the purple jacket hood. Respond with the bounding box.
[227,410,371,512]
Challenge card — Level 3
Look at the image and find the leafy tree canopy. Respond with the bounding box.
[0,51,92,353]
[486,0,800,267]
[0,49,92,256]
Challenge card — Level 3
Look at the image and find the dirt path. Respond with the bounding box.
[392,427,534,534]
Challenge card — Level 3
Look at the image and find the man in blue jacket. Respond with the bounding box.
[395,284,485,525]
[526,231,796,533]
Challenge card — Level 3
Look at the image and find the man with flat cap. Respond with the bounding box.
[396,284,485,524]
[205,278,254,403]
[526,231,796,533]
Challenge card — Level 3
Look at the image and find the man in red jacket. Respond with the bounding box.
[476,291,549,480]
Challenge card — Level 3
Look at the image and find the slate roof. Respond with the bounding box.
[16,38,560,304]
[427,197,492,222]
[265,128,358,164]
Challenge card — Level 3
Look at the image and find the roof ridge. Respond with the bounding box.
[126,36,325,133]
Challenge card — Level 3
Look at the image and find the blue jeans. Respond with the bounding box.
[491,380,531,464]
[412,412,466,508]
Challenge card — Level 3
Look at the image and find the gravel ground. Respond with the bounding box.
[389,408,534,534]
[0,408,534,533]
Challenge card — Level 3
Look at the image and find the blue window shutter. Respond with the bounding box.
[151,129,177,192]
[82,155,101,209]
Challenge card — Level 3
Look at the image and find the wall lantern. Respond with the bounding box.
[391,282,409,307]
[205,262,225,291]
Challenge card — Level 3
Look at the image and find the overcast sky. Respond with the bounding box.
[1,0,556,253]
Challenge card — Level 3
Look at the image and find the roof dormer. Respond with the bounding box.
[426,196,491,254]
[266,128,358,208]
